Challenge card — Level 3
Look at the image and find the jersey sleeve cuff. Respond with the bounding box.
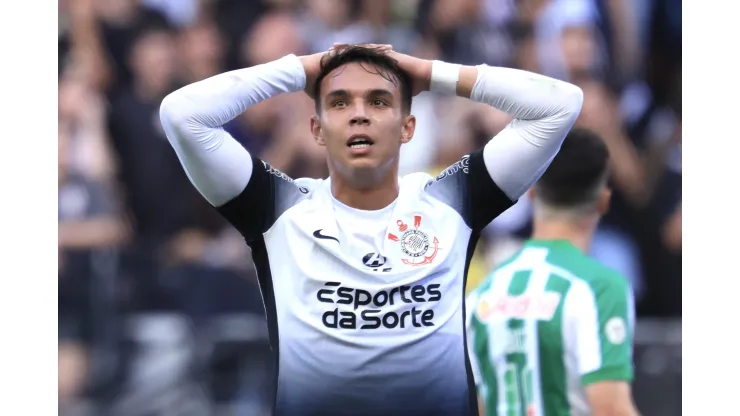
[581,366,634,386]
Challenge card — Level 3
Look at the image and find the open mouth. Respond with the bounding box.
[346,135,374,149]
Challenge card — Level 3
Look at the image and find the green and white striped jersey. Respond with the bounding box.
[466,239,635,416]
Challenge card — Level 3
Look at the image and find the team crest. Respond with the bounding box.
[387,215,441,266]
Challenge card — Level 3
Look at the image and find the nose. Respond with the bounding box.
[349,104,370,126]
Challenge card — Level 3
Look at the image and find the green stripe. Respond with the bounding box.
[474,314,498,416]
[507,271,531,297]
[537,274,572,416]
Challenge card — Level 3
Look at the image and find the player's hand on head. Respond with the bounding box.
[299,49,340,99]
[331,43,432,96]
[384,49,432,96]
[299,52,326,99]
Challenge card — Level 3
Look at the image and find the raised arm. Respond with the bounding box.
[399,49,582,230]
[158,54,307,207]
[454,63,584,200]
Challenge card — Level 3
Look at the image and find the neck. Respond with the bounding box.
[531,218,596,253]
[330,166,399,210]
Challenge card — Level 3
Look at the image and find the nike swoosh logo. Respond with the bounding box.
[313,229,339,243]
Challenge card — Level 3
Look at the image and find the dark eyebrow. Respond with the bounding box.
[325,89,349,102]
[367,89,394,98]
[325,89,394,102]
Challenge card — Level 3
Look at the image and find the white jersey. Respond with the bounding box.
[158,54,583,416]
[217,151,513,416]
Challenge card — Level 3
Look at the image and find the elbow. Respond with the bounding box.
[560,82,584,121]
[159,90,188,128]
[159,89,199,145]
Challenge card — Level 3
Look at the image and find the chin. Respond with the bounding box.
[332,156,389,183]
[346,156,383,170]
[342,161,383,182]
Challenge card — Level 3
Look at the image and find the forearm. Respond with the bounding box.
[456,65,582,120]
[161,54,305,129]
[591,400,641,416]
[603,131,648,206]
[586,381,641,416]
[438,63,583,199]
[159,54,306,206]
[477,396,486,416]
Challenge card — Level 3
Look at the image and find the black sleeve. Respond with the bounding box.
[216,154,308,242]
[425,149,515,231]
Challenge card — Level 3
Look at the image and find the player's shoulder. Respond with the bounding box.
[253,157,316,186]
[282,177,333,209]
[268,172,327,212]
[565,255,631,301]
[575,254,628,286]
[538,242,625,286]
[398,171,451,204]
[400,171,436,191]
[292,176,323,193]
[413,156,474,191]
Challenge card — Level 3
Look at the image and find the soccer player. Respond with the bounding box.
[466,128,640,416]
[159,44,583,416]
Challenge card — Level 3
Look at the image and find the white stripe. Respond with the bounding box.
[517,248,550,416]
[562,279,599,415]
[482,254,521,415]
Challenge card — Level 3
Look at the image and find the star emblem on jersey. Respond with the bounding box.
[387,215,440,266]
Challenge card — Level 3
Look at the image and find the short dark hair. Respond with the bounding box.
[312,45,413,114]
[534,128,610,208]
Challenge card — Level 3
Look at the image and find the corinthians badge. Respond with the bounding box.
[387,215,441,266]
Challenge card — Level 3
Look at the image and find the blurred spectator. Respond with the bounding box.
[663,202,681,252]
[299,0,375,52]
[177,20,227,84]
[59,0,112,90]
[142,0,200,28]
[417,0,516,66]
[242,11,306,66]
[534,0,606,82]
[229,11,318,173]
[577,79,648,206]
[59,116,129,414]
[107,24,203,262]
[58,122,129,260]
[209,0,271,71]
[59,68,117,181]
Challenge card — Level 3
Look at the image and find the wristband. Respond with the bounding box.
[430,61,461,95]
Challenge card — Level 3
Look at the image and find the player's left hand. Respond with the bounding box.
[332,43,432,96]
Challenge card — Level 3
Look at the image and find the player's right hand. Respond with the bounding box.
[298,51,329,99]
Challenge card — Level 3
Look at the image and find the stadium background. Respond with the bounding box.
[57,0,681,414]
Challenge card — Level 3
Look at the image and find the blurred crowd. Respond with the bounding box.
[58,0,681,414]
